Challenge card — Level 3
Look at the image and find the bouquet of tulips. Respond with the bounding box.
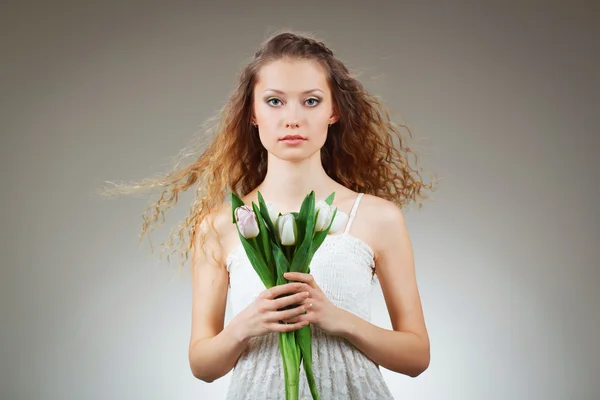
[230,190,347,400]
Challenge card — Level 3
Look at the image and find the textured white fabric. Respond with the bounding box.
[224,194,394,399]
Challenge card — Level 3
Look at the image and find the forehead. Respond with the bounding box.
[255,59,329,93]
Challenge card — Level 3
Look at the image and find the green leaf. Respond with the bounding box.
[252,201,273,269]
[295,194,308,248]
[297,192,315,247]
[273,244,291,286]
[296,326,320,400]
[289,192,315,273]
[295,192,315,253]
[235,226,275,288]
[257,191,281,248]
[324,191,336,206]
[304,195,316,242]
[289,237,312,273]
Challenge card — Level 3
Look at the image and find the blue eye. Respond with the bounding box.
[305,98,320,107]
[267,98,282,107]
[266,97,321,107]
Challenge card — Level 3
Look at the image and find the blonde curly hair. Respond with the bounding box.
[100,30,439,271]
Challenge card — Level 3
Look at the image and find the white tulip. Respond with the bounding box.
[328,210,348,235]
[266,202,279,226]
[314,200,333,232]
[276,213,297,245]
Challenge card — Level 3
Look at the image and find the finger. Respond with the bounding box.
[282,314,303,324]
[281,299,312,323]
[273,320,309,332]
[284,272,317,288]
[261,283,304,300]
[271,291,310,311]
[276,301,313,321]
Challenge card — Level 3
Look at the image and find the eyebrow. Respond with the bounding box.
[263,89,324,95]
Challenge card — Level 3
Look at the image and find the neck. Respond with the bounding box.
[254,152,337,211]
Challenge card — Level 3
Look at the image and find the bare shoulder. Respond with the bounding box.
[359,194,404,220]
[353,194,408,260]
[193,202,237,267]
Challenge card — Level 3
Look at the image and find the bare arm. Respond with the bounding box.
[339,200,430,377]
[188,213,248,383]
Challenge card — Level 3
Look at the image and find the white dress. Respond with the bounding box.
[225,193,395,399]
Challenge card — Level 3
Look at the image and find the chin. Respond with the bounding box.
[271,148,320,163]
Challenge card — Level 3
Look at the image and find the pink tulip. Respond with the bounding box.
[235,205,260,239]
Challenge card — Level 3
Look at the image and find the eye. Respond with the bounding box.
[266,98,283,107]
[305,97,320,107]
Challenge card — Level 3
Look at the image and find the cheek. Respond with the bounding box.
[254,100,275,120]
[314,108,333,127]
[253,98,268,120]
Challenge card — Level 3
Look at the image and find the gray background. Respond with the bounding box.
[1,1,599,399]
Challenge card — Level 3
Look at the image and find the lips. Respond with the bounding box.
[281,135,306,140]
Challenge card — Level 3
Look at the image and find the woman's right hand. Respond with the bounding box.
[232,282,312,341]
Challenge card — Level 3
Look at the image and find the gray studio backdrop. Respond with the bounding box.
[1,1,598,399]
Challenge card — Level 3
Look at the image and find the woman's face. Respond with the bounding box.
[252,59,337,162]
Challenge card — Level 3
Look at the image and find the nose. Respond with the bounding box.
[285,103,301,128]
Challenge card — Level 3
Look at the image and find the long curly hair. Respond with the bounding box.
[100,30,438,271]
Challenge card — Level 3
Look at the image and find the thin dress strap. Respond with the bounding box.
[343,193,364,234]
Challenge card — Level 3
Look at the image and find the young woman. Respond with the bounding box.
[107,30,436,399]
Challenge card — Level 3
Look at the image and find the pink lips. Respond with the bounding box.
[281,135,306,141]
[281,135,306,146]
[280,135,306,145]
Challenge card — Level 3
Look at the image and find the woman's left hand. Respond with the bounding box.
[282,271,347,337]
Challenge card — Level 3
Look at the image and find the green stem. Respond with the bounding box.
[284,245,291,263]
[280,332,300,400]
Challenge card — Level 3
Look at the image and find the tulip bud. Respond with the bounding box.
[235,205,260,239]
[328,210,348,234]
[276,213,297,245]
[314,200,333,232]
[266,202,279,226]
